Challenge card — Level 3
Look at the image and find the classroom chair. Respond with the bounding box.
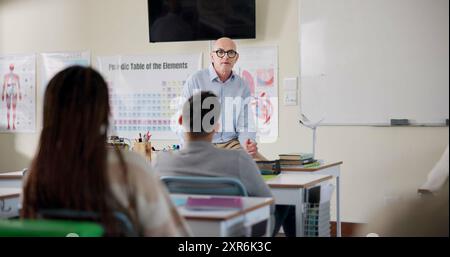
[161,176,273,237]
[160,176,248,196]
[0,219,104,237]
[37,209,138,237]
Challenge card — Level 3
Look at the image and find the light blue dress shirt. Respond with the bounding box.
[181,64,256,146]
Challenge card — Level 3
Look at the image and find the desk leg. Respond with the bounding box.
[265,215,271,237]
[336,175,341,237]
[295,188,304,237]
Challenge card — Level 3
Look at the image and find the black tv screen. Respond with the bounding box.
[148,0,256,43]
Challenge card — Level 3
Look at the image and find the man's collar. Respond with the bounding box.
[209,64,236,82]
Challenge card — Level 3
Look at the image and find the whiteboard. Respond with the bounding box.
[299,0,449,125]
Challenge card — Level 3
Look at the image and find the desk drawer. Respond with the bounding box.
[0,197,20,219]
[0,180,22,188]
[245,206,270,225]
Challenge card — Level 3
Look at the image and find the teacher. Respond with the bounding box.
[182,37,266,160]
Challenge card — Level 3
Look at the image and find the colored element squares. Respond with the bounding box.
[110,80,184,135]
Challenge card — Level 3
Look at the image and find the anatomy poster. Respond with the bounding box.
[97,54,201,140]
[0,54,36,133]
[41,51,90,94]
[235,46,278,143]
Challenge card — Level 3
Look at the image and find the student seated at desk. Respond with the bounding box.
[153,91,295,237]
[419,145,449,195]
[21,66,190,237]
[358,183,448,237]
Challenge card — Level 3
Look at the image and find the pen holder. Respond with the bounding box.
[132,142,152,162]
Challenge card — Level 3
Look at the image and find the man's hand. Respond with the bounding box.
[245,139,258,158]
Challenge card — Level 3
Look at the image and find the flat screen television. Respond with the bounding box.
[148,0,256,43]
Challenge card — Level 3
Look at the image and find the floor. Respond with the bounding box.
[275,222,366,237]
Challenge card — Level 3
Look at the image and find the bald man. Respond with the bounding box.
[182,37,265,160]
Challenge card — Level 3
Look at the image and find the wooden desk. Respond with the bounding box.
[266,173,333,237]
[280,162,343,237]
[0,171,25,188]
[0,188,21,219]
[172,194,274,237]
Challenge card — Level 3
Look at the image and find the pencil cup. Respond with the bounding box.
[132,142,152,162]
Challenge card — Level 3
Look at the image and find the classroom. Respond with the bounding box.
[0,0,448,240]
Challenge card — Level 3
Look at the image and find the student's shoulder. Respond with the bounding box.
[154,150,180,164]
[236,150,258,167]
[107,149,152,175]
[108,148,141,163]
[224,149,260,173]
[214,147,252,162]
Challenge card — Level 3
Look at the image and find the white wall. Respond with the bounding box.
[0,0,448,223]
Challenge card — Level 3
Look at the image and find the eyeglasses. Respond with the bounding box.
[213,49,238,59]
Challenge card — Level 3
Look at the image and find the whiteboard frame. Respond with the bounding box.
[297,0,449,127]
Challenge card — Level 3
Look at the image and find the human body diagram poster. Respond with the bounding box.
[235,46,279,143]
[41,51,90,94]
[0,54,36,133]
[97,54,201,140]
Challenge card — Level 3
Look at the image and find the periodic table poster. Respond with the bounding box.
[97,54,201,140]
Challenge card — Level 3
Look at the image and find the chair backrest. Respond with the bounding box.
[0,219,104,237]
[161,176,248,196]
[37,209,138,237]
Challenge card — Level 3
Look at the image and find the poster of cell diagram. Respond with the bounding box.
[41,51,91,94]
[97,54,201,140]
[0,54,36,133]
[235,46,278,143]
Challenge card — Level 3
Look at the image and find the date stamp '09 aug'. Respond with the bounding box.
[178,241,272,255]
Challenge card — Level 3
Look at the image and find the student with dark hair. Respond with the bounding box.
[154,91,295,236]
[155,91,271,199]
[22,66,190,236]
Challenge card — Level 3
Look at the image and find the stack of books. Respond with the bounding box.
[256,160,281,175]
[278,153,321,168]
